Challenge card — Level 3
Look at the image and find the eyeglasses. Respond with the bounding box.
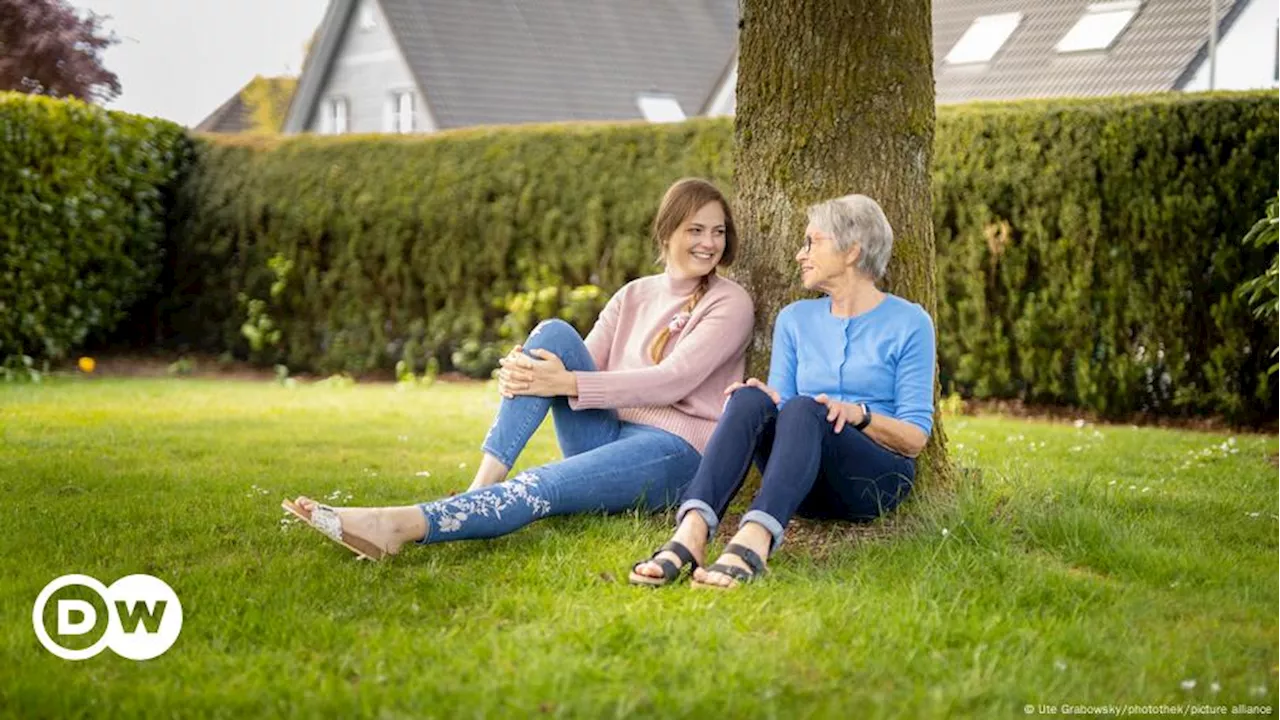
[800,235,814,254]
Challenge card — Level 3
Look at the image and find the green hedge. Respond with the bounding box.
[72,91,1279,423]
[153,121,733,374]
[932,92,1277,423]
[0,92,190,360]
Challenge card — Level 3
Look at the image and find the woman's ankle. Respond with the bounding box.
[732,521,774,558]
[674,514,709,551]
[469,454,510,490]
[388,506,428,544]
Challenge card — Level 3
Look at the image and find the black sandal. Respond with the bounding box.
[692,543,767,589]
[628,540,700,587]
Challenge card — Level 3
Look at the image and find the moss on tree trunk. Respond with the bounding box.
[733,0,952,487]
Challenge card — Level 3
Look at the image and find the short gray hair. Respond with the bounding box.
[806,194,894,281]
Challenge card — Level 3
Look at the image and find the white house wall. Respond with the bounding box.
[307,0,437,133]
[706,61,737,117]
[1182,0,1279,91]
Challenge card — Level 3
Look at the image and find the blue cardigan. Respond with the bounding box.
[766,294,937,436]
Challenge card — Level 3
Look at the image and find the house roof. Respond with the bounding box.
[286,0,737,132]
[285,0,1250,133]
[197,76,298,133]
[933,0,1249,104]
[195,90,253,133]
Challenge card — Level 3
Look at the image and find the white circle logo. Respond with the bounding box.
[32,574,183,661]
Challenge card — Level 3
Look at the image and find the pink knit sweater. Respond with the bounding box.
[569,271,755,453]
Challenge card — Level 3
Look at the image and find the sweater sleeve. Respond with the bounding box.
[893,308,937,436]
[570,289,753,409]
[766,305,798,406]
[580,286,625,370]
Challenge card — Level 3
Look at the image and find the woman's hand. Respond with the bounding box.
[723,377,781,405]
[497,347,576,398]
[814,394,863,433]
[495,345,523,397]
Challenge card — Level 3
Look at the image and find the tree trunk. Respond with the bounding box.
[734,0,952,487]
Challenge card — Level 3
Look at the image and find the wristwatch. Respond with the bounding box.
[853,402,872,431]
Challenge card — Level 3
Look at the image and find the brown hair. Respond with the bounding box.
[648,178,738,363]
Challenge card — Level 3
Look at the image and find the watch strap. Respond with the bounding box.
[853,402,872,431]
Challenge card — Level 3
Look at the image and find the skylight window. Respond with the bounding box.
[637,95,686,123]
[944,12,1022,65]
[1056,1,1141,53]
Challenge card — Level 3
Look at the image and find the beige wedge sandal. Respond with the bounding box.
[281,499,387,561]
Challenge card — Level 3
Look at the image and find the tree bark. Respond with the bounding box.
[734,0,952,487]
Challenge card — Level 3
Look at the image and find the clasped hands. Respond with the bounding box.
[496,345,576,399]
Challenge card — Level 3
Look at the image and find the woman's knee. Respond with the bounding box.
[724,385,778,422]
[777,395,826,426]
[524,319,581,353]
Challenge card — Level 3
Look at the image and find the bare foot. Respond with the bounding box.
[692,524,772,588]
[293,496,424,556]
[633,513,708,580]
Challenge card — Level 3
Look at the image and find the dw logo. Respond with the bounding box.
[32,574,183,661]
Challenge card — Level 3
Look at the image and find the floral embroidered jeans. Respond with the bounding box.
[416,319,702,545]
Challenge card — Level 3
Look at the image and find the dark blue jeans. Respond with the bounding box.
[676,387,915,551]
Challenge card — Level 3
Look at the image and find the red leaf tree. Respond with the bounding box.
[0,0,121,103]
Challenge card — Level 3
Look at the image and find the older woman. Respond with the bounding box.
[630,194,936,588]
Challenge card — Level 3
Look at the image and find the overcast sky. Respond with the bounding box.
[69,0,330,127]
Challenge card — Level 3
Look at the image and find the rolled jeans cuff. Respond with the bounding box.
[676,499,718,540]
[741,509,785,551]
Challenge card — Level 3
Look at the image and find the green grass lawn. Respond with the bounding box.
[1,378,1276,718]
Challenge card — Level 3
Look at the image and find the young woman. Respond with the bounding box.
[284,178,754,560]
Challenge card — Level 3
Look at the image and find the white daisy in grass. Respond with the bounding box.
[1181,679,1197,691]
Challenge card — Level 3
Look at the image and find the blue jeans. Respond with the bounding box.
[676,387,915,551]
[416,320,701,545]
